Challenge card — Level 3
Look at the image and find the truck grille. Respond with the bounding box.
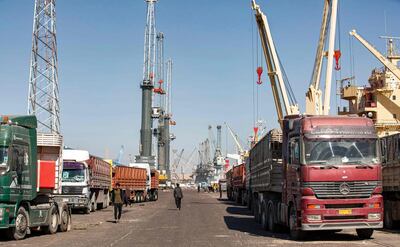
[303,181,378,199]
[62,186,84,195]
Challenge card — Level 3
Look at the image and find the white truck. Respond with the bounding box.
[61,149,111,213]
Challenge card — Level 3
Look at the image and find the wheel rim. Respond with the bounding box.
[261,210,266,228]
[51,213,57,228]
[61,210,68,226]
[16,214,27,234]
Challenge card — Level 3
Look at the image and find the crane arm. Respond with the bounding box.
[252,1,299,127]
[350,30,400,81]
[306,0,338,115]
[224,122,244,154]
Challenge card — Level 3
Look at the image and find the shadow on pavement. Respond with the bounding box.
[226,206,253,216]
[222,202,372,242]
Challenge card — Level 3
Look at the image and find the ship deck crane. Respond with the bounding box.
[350,30,400,81]
[252,0,299,128]
[306,0,339,115]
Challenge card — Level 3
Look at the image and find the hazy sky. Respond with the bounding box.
[1,0,399,170]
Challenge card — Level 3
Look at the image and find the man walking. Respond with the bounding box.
[111,183,126,223]
[173,183,183,210]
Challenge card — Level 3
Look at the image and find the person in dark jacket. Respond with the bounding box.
[111,183,126,223]
[173,183,183,210]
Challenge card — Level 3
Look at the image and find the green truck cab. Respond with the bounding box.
[0,115,71,240]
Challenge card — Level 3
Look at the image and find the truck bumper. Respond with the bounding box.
[300,195,383,231]
[57,195,89,209]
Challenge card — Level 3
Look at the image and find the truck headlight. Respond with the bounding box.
[0,208,4,221]
[368,213,380,220]
[306,215,321,221]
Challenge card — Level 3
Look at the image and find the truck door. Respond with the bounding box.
[9,144,30,201]
[287,137,301,204]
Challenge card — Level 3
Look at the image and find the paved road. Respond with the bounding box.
[1,190,400,247]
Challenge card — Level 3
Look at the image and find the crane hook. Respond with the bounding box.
[256,66,263,85]
[334,50,341,70]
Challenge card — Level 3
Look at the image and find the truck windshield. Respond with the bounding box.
[62,169,85,182]
[0,147,9,173]
[304,139,379,165]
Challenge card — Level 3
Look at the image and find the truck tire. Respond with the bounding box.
[154,190,158,201]
[384,201,394,229]
[241,192,246,206]
[356,229,374,239]
[42,205,58,234]
[8,207,29,240]
[289,205,305,240]
[267,202,278,232]
[59,204,70,232]
[261,202,268,230]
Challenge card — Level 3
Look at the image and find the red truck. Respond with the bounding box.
[150,168,159,201]
[231,164,247,205]
[248,115,383,240]
[112,166,147,203]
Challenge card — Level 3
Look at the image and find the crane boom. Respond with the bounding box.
[252,1,299,128]
[350,30,400,81]
[224,122,244,154]
[306,0,338,115]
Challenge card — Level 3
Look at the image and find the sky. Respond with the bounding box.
[0,0,399,171]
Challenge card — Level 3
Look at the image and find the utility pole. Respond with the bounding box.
[136,0,157,167]
[28,0,60,134]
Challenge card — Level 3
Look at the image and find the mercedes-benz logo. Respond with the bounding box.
[339,183,350,195]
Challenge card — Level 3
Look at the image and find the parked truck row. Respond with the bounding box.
[226,115,384,240]
[0,115,159,240]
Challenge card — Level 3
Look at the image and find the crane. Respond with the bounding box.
[350,30,400,81]
[252,0,299,129]
[306,0,339,115]
[136,0,157,166]
[224,122,246,155]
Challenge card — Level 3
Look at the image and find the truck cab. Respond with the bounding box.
[0,115,70,240]
[61,149,91,213]
[283,115,383,238]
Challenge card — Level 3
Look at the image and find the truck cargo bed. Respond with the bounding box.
[249,129,283,193]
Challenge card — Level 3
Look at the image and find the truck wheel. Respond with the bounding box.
[254,199,261,223]
[356,229,374,239]
[384,202,394,229]
[241,193,246,206]
[42,206,58,234]
[289,206,305,240]
[267,203,277,232]
[8,207,29,240]
[59,205,70,232]
[261,202,268,230]
[91,201,97,212]
[154,191,158,201]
